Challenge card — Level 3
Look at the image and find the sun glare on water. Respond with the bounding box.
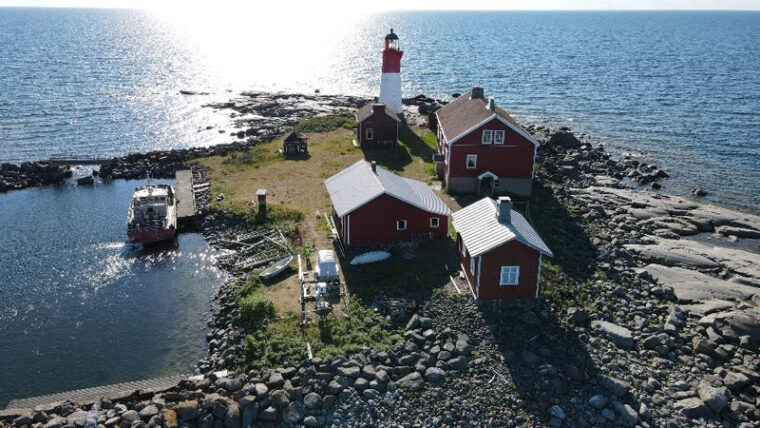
[144,2,375,93]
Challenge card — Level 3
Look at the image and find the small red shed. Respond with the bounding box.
[356,103,400,147]
[325,160,451,247]
[434,87,539,196]
[452,196,552,299]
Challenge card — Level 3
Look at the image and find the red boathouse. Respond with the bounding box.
[325,160,451,247]
[434,87,539,196]
[452,196,552,299]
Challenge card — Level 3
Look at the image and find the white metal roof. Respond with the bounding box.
[324,160,452,218]
[133,185,171,198]
[452,197,553,258]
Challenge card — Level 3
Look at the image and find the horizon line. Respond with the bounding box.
[1,5,760,11]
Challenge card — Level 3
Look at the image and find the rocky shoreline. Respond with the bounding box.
[2,92,760,427]
[0,92,365,192]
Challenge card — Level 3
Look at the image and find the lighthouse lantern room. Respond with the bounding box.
[378,28,404,115]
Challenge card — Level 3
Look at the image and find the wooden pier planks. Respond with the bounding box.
[4,374,187,412]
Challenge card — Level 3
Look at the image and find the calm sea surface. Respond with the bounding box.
[0,179,223,405]
[0,7,759,404]
[1,9,759,211]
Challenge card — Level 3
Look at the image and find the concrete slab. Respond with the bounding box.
[175,170,196,226]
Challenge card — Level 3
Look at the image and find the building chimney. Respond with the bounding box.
[497,196,512,224]
[370,161,377,173]
[256,188,267,218]
[487,98,495,111]
[470,87,484,100]
[372,103,385,114]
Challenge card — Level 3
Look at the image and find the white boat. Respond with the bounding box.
[260,255,293,280]
[126,184,177,244]
[350,251,391,265]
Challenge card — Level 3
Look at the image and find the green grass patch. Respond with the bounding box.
[212,202,303,232]
[239,293,277,328]
[294,113,356,134]
[308,303,402,358]
[238,302,401,369]
[421,134,438,150]
[362,124,438,175]
[223,140,282,168]
[341,239,458,303]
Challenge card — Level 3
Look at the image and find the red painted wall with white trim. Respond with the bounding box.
[446,118,535,179]
[342,194,448,246]
[457,234,541,299]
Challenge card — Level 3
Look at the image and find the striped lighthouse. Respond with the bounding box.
[378,28,403,115]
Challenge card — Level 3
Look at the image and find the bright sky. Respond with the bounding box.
[1,0,759,10]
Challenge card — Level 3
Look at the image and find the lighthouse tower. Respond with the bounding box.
[378,28,403,115]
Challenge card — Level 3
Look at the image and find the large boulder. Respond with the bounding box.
[592,320,634,350]
[283,402,305,424]
[723,371,750,392]
[424,367,446,384]
[675,398,712,419]
[223,402,240,428]
[303,392,322,410]
[270,389,290,408]
[396,372,424,391]
[175,400,200,421]
[698,381,730,413]
[549,130,581,149]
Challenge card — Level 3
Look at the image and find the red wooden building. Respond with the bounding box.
[452,196,552,299]
[434,87,539,196]
[356,103,400,147]
[325,160,451,247]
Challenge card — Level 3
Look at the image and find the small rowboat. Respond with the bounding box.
[350,251,391,265]
[260,255,293,280]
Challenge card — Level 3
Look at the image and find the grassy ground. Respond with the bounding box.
[340,239,459,304]
[195,114,451,370]
[195,113,590,370]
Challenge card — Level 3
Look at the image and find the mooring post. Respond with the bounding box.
[256,188,267,219]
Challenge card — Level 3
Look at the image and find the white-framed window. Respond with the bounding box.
[430,217,440,228]
[500,266,520,286]
[494,130,505,145]
[366,128,374,140]
[481,130,493,145]
[466,154,477,169]
[470,257,476,275]
[396,219,407,230]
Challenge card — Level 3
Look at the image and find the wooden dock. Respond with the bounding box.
[175,170,196,229]
[3,374,186,413]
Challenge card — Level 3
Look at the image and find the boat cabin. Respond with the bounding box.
[131,185,174,224]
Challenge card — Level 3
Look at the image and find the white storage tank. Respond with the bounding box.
[316,249,339,282]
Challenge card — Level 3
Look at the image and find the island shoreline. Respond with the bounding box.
[2,92,759,427]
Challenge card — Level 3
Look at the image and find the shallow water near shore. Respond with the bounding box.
[0,179,223,406]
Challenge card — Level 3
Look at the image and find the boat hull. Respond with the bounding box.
[350,251,391,265]
[128,228,176,244]
[260,255,293,280]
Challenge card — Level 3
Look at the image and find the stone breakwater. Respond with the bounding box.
[0,162,72,192]
[2,92,760,427]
